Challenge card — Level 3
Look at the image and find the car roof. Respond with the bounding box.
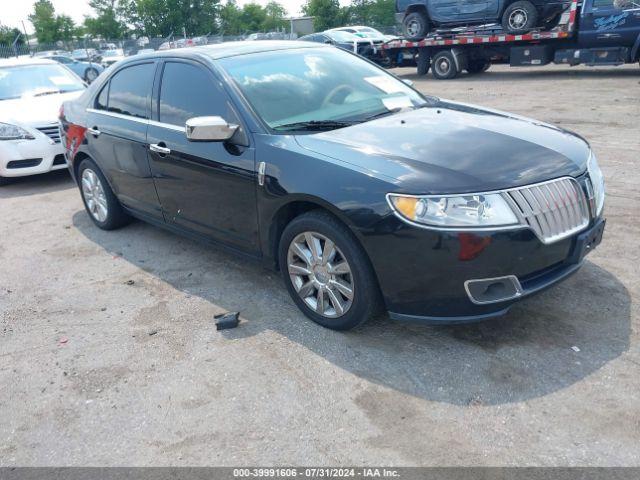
[132,40,325,62]
[0,57,58,68]
[329,26,373,31]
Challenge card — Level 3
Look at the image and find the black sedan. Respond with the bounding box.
[59,41,606,330]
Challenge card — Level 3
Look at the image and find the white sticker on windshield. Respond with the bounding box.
[365,76,406,94]
[49,76,74,86]
[382,96,414,111]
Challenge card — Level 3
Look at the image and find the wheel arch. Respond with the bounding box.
[267,196,369,272]
[405,4,429,17]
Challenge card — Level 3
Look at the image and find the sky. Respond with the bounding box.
[1,0,352,33]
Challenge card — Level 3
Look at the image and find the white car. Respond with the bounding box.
[100,49,126,67]
[327,26,398,43]
[0,57,85,185]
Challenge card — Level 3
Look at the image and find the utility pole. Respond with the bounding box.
[21,21,31,55]
[12,32,21,58]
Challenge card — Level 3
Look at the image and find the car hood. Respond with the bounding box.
[0,90,84,127]
[295,100,590,194]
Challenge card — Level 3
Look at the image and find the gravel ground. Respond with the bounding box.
[0,63,639,466]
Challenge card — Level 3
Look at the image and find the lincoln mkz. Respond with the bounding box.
[60,41,606,330]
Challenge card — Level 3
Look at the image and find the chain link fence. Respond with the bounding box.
[0,25,400,60]
[0,32,304,60]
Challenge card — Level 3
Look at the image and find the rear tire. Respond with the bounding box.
[417,53,431,76]
[403,12,430,41]
[431,50,459,80]
[502,1,538,34]
[77,158,130,230]
[278,210,382,331]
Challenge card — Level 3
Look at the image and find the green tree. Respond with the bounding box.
[29,0,60,43]
[263,1,288,31]
[239,3,267,32]
[123,0,221,38]
[219,0,243,35]
[57,15,78,41]
[345,0,395,26]
[0,25,23,45]
[302,0,344,31]
[84,0,127,39]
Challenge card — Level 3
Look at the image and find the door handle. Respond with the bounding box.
[87,127,101,137]
[150,143,171,155]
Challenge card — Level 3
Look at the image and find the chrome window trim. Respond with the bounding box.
[86,108,186,133]
[86,108,148,125]
[386,175,591,243]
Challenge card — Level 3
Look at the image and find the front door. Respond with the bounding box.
[580,0,640,47]
[457,0,491,23]
[146,59,259,253]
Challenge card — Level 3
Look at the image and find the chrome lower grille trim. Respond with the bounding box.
[37,125,61,143]
[504,177,590,245]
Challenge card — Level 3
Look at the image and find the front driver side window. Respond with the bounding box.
[158,62,226,127]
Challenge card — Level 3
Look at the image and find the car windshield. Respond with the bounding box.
[220,48,428,132]
[102,50,123,57]
[326,31,359,42]
[0,63,85,101]
[357,29,382,38]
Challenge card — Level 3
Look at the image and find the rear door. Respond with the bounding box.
[146,59,259,253]
[85,61,162,218]
[580,0,640,47]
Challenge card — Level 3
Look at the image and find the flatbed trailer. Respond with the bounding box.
[380,0,640,79]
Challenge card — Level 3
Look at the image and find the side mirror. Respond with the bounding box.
[186,116,239,142]
[402,79,414,87]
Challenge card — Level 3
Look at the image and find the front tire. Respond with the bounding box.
[78,158,130,230]
[279,211,381,331]
[403,12,430,41]
[502,1,538,34]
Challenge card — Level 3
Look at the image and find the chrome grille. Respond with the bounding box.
[505,177,590,245]
[37,125,61,143]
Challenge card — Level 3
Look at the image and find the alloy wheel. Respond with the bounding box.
[86,68,98,83]
[81,168,108,223]
[408,20,422,37]
[287,231,354,319]
[509,9,528,30]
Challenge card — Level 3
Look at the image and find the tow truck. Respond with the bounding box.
[380,0,640,79]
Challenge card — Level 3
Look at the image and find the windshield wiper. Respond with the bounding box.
[32,89,61,97]
[357,103,429,123]
[273,120,356,132]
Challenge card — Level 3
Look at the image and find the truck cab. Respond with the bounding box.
[579,0,640,48]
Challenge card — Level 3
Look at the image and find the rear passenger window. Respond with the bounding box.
[96,84,108,110]
[105,63,155,119]
[159,62,226,126]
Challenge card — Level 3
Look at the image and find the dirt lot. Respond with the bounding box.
[1,63,639,466]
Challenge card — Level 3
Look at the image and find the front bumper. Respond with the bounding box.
[0,135,67,178]
[363,216,606,324]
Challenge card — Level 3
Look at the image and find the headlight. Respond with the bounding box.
[0,123,35,141]
[387,193,519,229]
[587,151,605,217]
